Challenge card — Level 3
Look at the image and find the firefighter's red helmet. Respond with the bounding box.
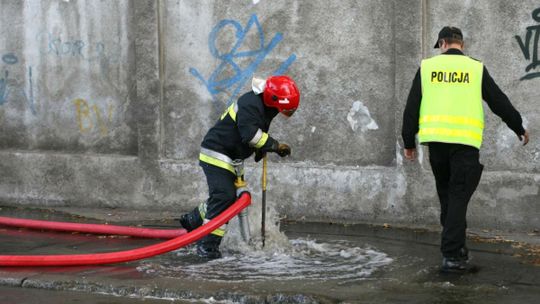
[263,76,300,117]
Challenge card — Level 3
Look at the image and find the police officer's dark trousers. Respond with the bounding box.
[428,142,484,258]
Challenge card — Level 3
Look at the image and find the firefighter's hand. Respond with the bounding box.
[519,130,529,146]
[404,148,417,161]
[276,143,291,157]
[254,150,266,162]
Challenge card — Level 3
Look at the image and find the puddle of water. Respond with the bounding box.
[137,238,393,282]
[138,201,392,283]
[137,202,392,282]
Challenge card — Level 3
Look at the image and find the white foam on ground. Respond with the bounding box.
[138,238,393,282]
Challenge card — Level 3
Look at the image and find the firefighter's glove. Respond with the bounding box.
[275,143,291,157]
[254,149,266,162]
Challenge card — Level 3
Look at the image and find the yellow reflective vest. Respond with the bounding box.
[419,54,484,149]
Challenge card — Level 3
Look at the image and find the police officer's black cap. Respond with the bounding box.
[434,26,463,48]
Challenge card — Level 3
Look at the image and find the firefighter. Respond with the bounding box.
[401,26,529,272]
[178,75,300,259]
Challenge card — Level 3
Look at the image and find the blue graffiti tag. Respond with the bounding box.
[515,7,540,80]
[24,66,36,114]
[0,53,18,105]
[35,32,119,64]
[189,14,296,105]
[2,53,18,65]
[0,70,8,105]
[0,53,35,114]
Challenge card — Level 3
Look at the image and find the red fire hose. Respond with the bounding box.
[0,192,251,267]
[0,216,186,239]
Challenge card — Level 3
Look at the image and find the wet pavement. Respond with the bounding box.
[0,285,186,304]
[0,206,539,303]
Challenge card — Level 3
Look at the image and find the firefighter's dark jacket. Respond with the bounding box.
[201,91,279,163]
[402,49,526,149]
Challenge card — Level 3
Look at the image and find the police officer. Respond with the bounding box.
[179,75,300,259]
[402,26,529,272]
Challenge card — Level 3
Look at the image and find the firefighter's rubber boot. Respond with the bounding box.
[177,208,203,232]
[196,234,223,259]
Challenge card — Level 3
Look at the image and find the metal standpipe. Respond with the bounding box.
[232,159,251,243]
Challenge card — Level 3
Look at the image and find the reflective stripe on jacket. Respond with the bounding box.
[199,147,236,175]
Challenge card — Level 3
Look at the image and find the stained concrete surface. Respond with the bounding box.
[0,206,538,304]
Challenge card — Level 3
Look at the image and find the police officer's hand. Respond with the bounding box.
[276,143,291,157]
[254,150,266,162]
[519,130,530,146]
[404,148,417,161]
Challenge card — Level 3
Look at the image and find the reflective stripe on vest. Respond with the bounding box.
[199,147,236,174]
[419,55,484,148]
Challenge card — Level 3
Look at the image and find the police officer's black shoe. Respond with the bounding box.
[459,246,469,262]
[196,234,223,259]
[441,257,468,273]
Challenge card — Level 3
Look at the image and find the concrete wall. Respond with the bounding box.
[0,0,538,231]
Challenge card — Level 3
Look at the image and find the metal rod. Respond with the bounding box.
[261,156,267,247]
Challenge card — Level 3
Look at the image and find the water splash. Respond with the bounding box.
[139,195,392,282]
[138,238,393,282]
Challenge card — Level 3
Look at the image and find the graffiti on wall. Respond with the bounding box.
[0,53,35,114]
[36,32,120,64]
[33,32,120,134]
[515,7,540,80]
[189,14,296,105]
[73,98,114,136]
